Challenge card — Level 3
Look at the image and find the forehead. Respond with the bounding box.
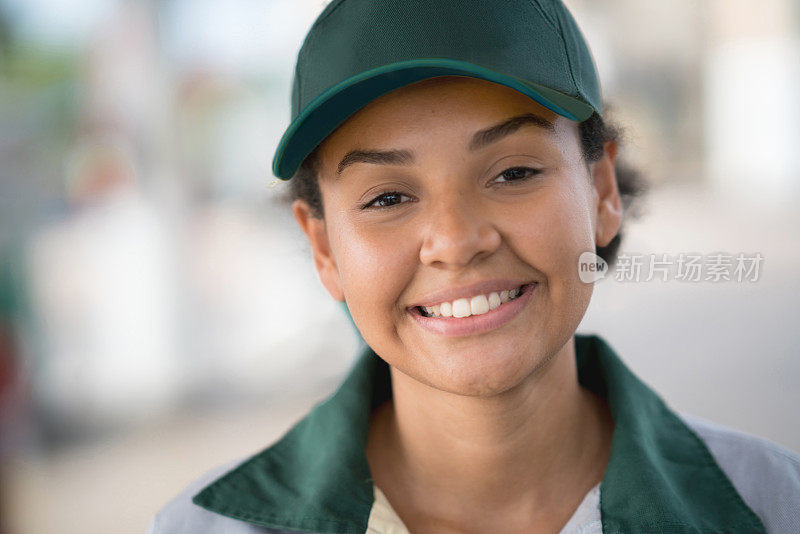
[315,76,579,172]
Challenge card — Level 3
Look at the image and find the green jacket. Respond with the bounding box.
[149,333,800,533]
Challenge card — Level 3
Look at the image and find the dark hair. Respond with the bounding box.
[278,108,648,270]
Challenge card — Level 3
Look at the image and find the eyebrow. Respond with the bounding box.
[336,113,555,177]
[337,149,413,175]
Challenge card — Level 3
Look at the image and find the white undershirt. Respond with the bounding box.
[366,482,603,534]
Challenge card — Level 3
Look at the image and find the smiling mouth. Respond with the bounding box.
[412,283,533,319]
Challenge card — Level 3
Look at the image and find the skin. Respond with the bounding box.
[292,76,622,534]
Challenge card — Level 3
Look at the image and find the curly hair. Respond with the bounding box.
[277,108,648,270]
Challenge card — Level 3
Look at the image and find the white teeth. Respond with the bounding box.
[488,292,501,310]
[470,294,490,315]
[421,285,526,318]
[452,298,471,318]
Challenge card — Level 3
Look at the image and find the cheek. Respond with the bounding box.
[508,179,596,318]
[331,218,414,329]
[510,182,595,272]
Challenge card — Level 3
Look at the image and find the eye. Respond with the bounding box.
[493,166,542,185]
[359,167,540,210]
[360,191,413,210]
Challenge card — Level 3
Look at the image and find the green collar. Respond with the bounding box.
[192,333,765,533]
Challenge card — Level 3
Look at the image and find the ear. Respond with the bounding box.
[591,140,623,248]
[291,199,345,302]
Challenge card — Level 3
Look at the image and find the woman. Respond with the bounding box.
[150,1,800,532]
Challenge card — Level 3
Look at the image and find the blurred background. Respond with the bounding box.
[0,0,798,532]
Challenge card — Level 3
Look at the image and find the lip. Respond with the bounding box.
[408,283,536,337]
[407,279,535,309]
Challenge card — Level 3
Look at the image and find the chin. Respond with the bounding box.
[426,346,537,398]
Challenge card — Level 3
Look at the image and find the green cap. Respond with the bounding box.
[272,0,603,180]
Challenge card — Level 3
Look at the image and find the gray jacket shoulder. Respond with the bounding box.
[147,459,303,534]
[679,412,800,534]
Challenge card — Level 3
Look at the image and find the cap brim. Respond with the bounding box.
[272,58,595,180]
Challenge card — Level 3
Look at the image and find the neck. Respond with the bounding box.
[366,336,614,533]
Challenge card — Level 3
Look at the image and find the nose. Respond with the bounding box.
[418,193,502,268]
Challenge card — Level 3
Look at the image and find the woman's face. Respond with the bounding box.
[293,76,622,397]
